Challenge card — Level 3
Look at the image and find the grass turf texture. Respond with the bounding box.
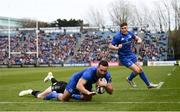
[0,66,180,111]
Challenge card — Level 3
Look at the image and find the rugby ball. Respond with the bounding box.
[96,86,105,94]
[96,78,107,94]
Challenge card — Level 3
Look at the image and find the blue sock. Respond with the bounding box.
[44,91,59,100]
[128,72,137,81]
[139,71,150,86]
[71,94,81,100]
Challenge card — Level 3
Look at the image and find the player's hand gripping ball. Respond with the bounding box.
[96,78,107,94]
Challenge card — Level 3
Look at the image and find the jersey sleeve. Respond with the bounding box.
[131,32,136,39]
[111,35,119,46]
[105,72,112,83]
[81,69,92,82]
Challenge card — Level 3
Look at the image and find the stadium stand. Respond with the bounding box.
[0,27,168,66]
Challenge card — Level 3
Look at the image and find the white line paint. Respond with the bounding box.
[114,88,180,91]
[157,82,164,89]
[0,111,179,112]
[0,101,180,104]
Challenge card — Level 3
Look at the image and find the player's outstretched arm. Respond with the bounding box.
[105,83,113,95]
[76,78,96,96]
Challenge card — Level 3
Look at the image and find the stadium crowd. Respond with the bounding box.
[0,28,168,65]
[0,31,77,65]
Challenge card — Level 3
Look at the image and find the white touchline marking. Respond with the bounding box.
[157,82,164,89]
[0,101,180,104]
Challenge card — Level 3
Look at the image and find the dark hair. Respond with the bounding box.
[120,22,128,27]
[98,60,109,67]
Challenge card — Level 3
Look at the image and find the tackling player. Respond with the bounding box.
[19,72,67,99]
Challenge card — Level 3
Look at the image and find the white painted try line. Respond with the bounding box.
[114,88,180,91]
[0,101,180,104]
[157,82,164,89]
[0,111,180,112]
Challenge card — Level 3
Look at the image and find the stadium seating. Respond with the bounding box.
[0,27,168,65]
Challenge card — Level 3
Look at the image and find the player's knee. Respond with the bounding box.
[134,68,142,74]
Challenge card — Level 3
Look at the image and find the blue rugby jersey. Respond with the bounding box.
[111,31,136,58]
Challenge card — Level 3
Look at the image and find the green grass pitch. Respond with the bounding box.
[0,66,180,111]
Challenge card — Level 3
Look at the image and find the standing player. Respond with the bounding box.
[46,60,113,101]
[109,22,158,88]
